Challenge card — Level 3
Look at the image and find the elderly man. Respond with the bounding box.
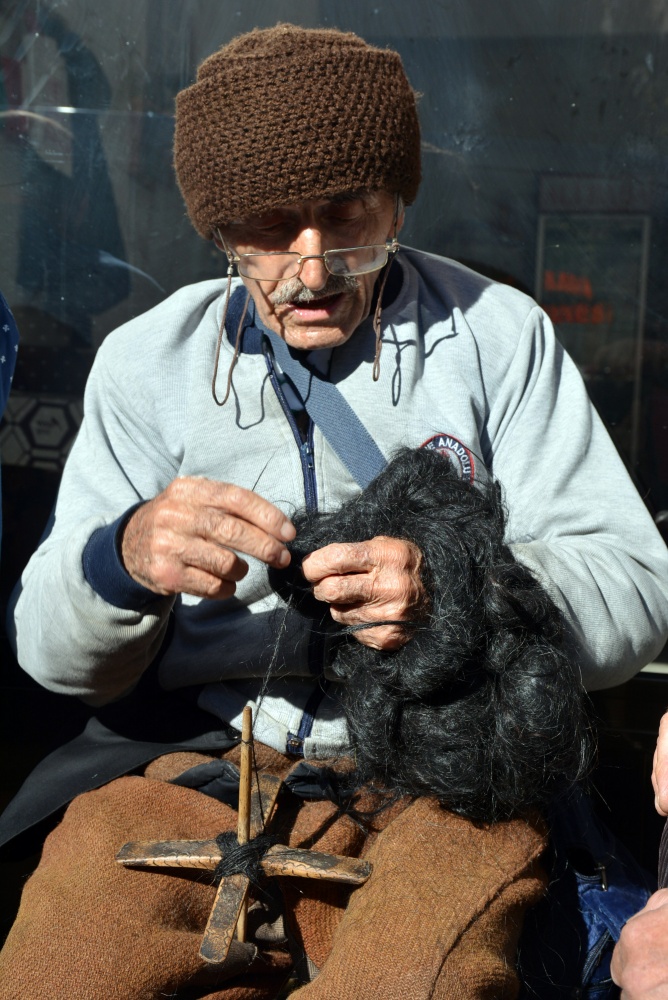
[1,23,668,1000]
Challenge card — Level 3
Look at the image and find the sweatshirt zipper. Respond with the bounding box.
[264,345,327,755]
[264,348,317,512]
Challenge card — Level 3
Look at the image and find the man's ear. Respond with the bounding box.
[389,195,405,238]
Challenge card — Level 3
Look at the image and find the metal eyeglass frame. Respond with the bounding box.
[213,193,403,282]
[214,233,400,282]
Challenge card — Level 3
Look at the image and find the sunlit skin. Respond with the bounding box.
[217,190,403,351]
[120,190,424,650]
[609,712,668,997]
[652,711,668,816]
[611,889,668,998]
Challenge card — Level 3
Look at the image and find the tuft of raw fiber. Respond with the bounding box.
[271,447,592,823]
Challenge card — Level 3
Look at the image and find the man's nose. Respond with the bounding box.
[293,229,329,291]
[298,255,329,291]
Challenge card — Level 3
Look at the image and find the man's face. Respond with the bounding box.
[218,191,402,351]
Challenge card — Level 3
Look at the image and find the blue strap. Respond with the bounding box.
[250,303,388,489]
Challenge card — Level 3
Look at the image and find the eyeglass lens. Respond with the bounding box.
[237,244,390,281]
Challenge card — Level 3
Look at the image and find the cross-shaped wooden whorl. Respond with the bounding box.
[116,707,372,964]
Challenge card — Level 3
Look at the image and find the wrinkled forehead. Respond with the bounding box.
[225,191,392,229]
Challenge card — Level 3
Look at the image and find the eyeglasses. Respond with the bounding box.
[216,236,400,283]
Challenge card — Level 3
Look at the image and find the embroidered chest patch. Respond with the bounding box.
[420,433,475,483]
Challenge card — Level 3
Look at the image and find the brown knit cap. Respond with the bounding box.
[174,23,421,239]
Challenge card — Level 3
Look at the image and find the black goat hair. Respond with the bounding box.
[271,447,592,823]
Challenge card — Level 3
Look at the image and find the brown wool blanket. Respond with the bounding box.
[0,748,547,1000]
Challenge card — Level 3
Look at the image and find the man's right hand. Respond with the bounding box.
[652,712,668,817]
[120,477,295,599]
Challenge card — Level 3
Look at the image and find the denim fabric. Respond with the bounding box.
[518,791,655,999]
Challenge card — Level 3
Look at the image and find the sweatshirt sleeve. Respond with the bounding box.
[486,304,668,690]
[7,344,179,706]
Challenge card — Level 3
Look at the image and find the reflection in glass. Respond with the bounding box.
[0,1,667,509]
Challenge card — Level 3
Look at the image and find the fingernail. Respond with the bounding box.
[280,521,296,541]
[279,548,291,567]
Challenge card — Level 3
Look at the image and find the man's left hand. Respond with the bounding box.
[301,535,426,650]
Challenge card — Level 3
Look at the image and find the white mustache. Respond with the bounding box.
[270,273,360,305]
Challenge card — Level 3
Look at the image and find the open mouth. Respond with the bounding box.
[287,292,344,317]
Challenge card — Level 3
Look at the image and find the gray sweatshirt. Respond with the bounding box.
[9,248,668,757]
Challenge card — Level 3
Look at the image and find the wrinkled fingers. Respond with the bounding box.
[121,476,294,596]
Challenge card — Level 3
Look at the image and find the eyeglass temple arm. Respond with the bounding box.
[214,228,240,268]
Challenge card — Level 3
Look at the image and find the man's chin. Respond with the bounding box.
[274,296,355,350]
[281,325,354,351]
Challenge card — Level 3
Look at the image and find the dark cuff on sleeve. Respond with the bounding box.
[82,506,162,610]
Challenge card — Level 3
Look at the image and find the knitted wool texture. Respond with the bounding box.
[174,24,421,238]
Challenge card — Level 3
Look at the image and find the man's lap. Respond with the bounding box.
[0,749,547,1000]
